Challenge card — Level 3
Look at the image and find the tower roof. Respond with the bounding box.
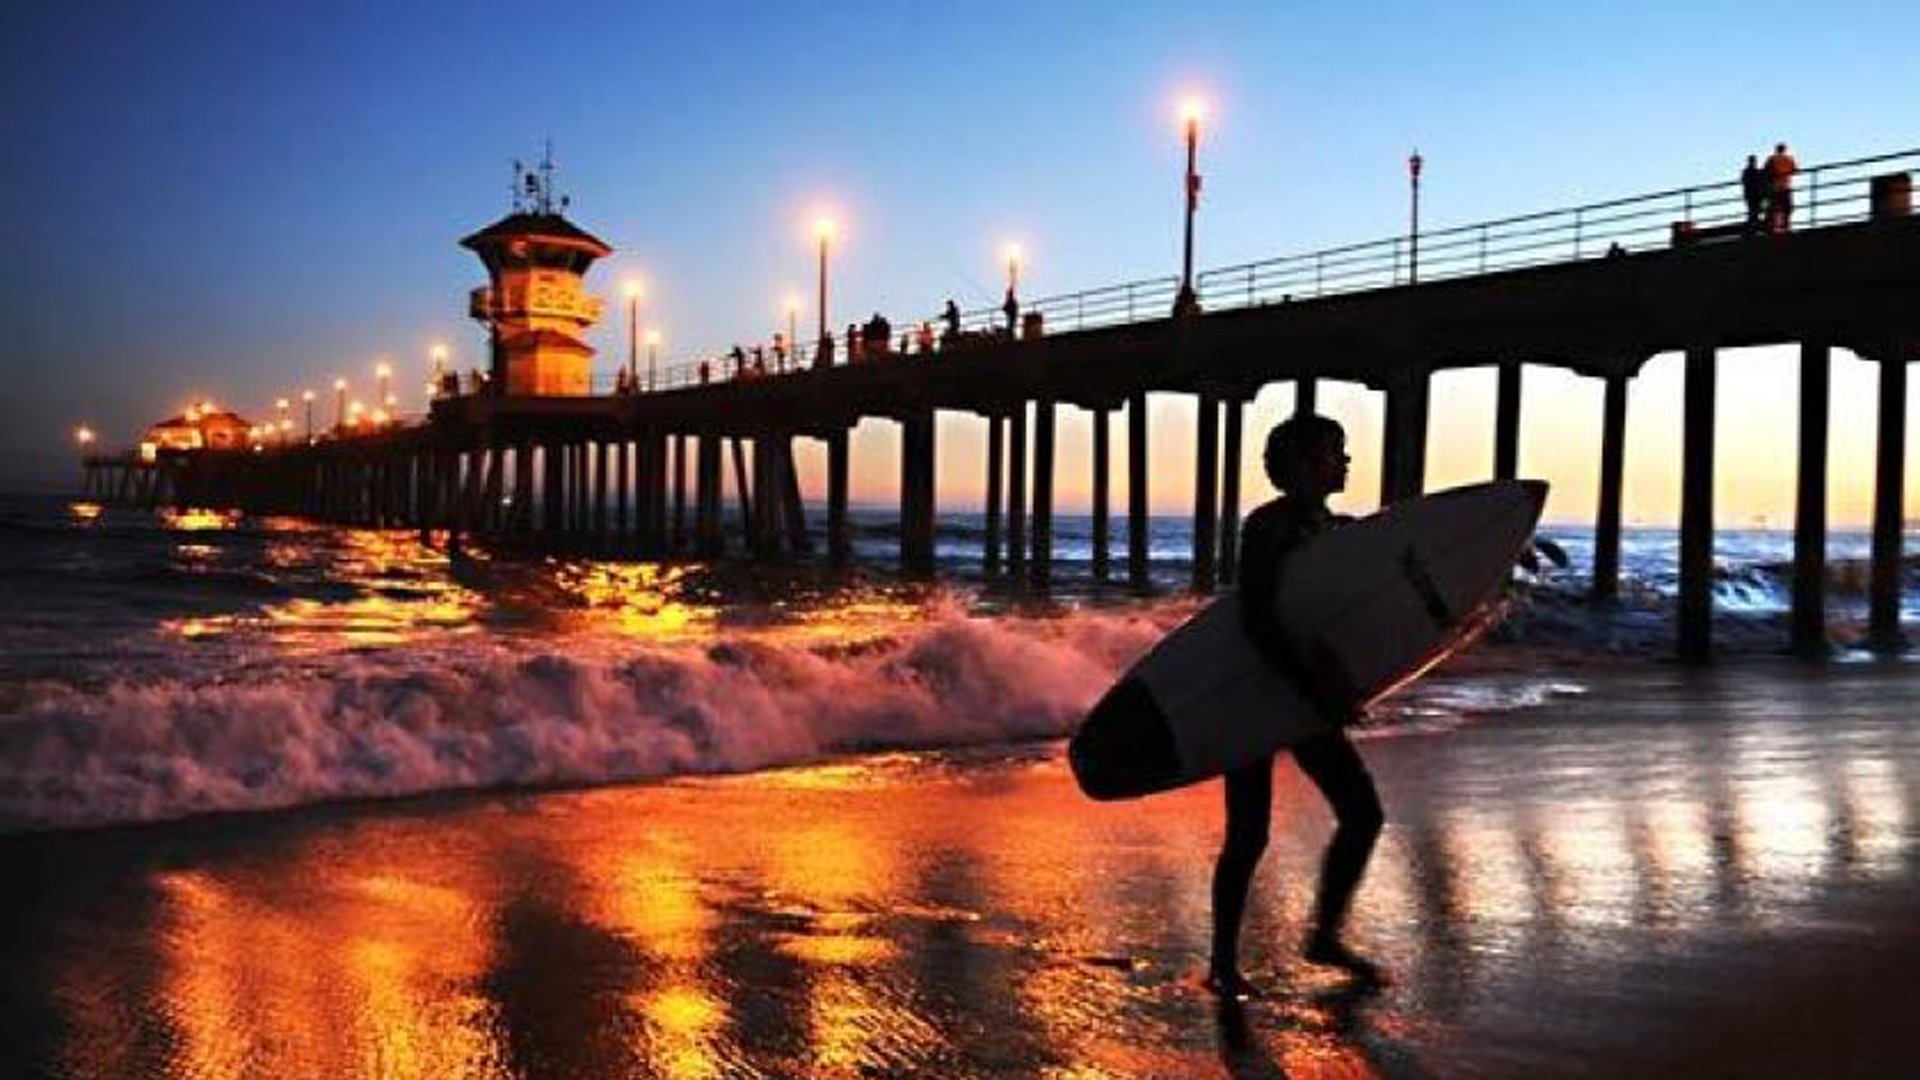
[460,212,612,259]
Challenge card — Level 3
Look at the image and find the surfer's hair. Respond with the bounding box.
[1264,413,1345,487]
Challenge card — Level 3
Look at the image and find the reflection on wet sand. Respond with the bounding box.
[2,663,1915,1077]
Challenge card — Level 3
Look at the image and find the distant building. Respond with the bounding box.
[461,156,612,396]
[142,404,253,459]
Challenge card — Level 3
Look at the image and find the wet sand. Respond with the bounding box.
[1,660,1916,1079]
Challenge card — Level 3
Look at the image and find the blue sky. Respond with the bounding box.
[3,1,1916,520]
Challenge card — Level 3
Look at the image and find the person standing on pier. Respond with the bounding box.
[1208,414,1385,999]
[1765,142,1799,233]
[1741,154,1767,233]
[941,299,961,345]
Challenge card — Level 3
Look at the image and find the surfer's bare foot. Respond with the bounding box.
[1302,931,1386,984]
[1203,968,1261,1001]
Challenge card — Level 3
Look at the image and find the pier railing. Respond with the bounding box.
[461,146,1920,401]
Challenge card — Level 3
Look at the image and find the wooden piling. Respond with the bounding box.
[1380,371,1430,505]
[1218,397,1244,585]
[900,411,937,574]
[696,435,723,557]
[984,413,1004,573]
[827,427,851,565]
[1494,361,1522,481]
[1593,372,1629,603]
[1295,377,1318,416]
[1192,391,1219,591]
[1030,399,1055,590]
[1791,342,1830,653]
[1869,347,1908,653]
[1091,407,1110,581]
[1128,390,1150,590]
[1679,346,1716,663]
[671,434,688,553]
[1007,404,1028,574]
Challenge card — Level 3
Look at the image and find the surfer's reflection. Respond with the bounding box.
[1211,415,1386,999]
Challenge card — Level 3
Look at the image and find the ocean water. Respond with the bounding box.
[1,493,1914,833]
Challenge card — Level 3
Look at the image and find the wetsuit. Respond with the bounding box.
[1211,495,1384,971]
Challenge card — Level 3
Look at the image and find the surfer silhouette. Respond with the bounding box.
[1208,414,1386,999]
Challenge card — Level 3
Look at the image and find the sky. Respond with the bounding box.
[3,0,1917,526]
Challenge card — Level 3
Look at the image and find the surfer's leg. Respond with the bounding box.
[1293,733,1384,976]
[1209,756,1273,991]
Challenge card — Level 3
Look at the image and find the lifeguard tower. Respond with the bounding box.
[461,152,613,396]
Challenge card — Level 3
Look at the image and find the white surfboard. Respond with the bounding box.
[1069,480,1546,800]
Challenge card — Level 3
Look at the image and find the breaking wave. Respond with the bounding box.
[0,603,1184,833]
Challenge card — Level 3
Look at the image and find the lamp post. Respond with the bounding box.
[1004,241,1023,332]
[1175,97,1206,316]
[333,378,348,431]
[75,425,95,454]
[624,279,644,388]
[784,294,800,370]
[644,328,661,391]
[1408,149,1424,284]
[302,390,315,442]
[814,216,837,347]
[375,362,393,417]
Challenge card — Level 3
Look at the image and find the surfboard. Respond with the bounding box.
[1069,479,1547,801]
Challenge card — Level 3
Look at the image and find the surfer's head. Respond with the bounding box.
[1265,414,1348,497]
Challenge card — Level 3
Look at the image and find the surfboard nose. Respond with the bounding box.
[1518,479,1549,517]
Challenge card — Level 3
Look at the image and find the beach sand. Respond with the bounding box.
[1,660,1915,1078]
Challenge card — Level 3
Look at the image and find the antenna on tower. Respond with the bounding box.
[536,139,557,215]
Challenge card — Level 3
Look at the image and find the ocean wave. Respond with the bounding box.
[0,603,1183,833]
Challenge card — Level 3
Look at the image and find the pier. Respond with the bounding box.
[88,149,1920,661]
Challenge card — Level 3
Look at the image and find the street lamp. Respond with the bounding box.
[375,361,393,412]
[302,389,315,442]
[814,215,838,347]
[1408,149,1424,284]
[1175,95,1206,316]
[1004,241,1023,332]
[644,328,661,391]
[275,397,290,446]
[783,294,800,370]
[74,425,95,452]
[624,279,644,387]
[333,378,348,430]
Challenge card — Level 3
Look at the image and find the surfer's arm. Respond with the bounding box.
[1239,513,1360,723]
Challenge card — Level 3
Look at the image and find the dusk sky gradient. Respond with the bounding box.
[4,1,1917,524]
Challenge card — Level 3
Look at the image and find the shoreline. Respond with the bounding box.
[3,659,1916,1076]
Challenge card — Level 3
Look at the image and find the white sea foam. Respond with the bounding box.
[0,602,1189,832]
